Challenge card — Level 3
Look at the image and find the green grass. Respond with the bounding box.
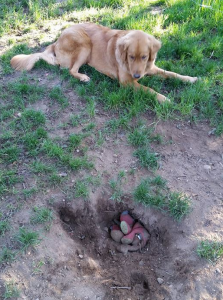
[83,122,96,132]
[41,139,93,170]
[133,148,159,170]
[0,145,20,164]
[128,125,162,146]
[68,133,84,150]
[74,180,89,199]
[23,127,48,154]
[109,171,126,202]
[47,173,64,186]
[30,206,53,224]
[133,177,191,220]
[0,220,10,236]
[0,247,16,264]
[49,86,69,108]
[86,98,96,118]
[19,109,46,130]
[167,192,191,221]
[31,160,56,174]
[15,228,40,252]
[22,188,38,199]
[69,114,82,127]
[128,128,149,147]
[197,240,223,262]
[3,281,20,300]
[150,175,167,188]
[0,170,21,195]
[133,178,166,209]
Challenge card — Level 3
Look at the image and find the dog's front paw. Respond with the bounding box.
[157,93,170,103]
[185,76,198,83]
[80,74,90,82]
[189,76,198,83]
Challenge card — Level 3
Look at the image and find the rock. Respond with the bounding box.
[157,278,164,284]
[78,254,84,259]
[59,172,67,177]
[216,268,221,274]
[139,260,144,266]
[103,226,109,232]
[64,216,70,222]
[203,165,211,170]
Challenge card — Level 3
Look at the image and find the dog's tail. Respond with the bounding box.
[10,44,57,71]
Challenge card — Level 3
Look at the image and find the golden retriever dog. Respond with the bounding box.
[11,23,198,103]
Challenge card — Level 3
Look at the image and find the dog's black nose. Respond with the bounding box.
[133,73,140,79]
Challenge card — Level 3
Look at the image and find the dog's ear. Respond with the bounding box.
[149,36,161,62]
[117,35,130,65]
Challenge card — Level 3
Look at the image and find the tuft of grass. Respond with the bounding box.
[86,98,96,118]
[0,145,20,163]
[95,130,104,147]
[133,177,191,220]
[133,179,150,204]
[31,160,55,174]
[15,227,40,252]
[3,281,20,299]
[197,240,223,262]
[18,109,46,131]
[0,247,16,264]
[30,207,53,224]
[22,188,38,199]
[85,175,101,187]
[83,122,96,132]
[109,171,126,202]
[49,86,69,108]
[48,173,65,186]
[106,115,130,133]
[32,259,45,275]
[74,180,89,199]
[167,192,191,221]
[0,220,10,236]
[0,170,21,195]
[133,148,159,170]
[128,128,149,147]
[68,133,84,150]
[42,140,64,159]
[149,175,167,188]
[42,140,93,170]
[7,76,45,104]
[23,127,47,153]
[69,114,81,127]
[133,179,166,209]
[62,155,94,171]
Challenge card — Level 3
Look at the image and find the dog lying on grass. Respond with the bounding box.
[11,23,198,103]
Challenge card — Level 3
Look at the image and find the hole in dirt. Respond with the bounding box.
[131,272,149,290]
[57,199,176,299]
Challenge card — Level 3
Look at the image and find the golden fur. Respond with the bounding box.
[11,23,198,102]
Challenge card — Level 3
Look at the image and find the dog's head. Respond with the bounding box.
[116,30,161,80]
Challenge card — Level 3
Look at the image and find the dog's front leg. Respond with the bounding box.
[118,71,169,103]
[147,65,198,83]
[132,81,169,103]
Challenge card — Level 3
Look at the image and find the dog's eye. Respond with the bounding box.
[142,56,147,60]
[129,55,135,60]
